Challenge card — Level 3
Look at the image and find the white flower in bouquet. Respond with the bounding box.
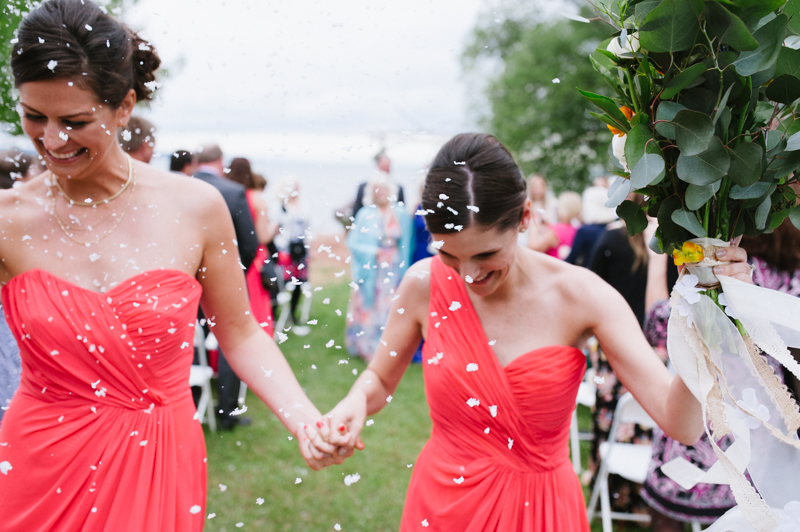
[675,274,701,305]
[611,134,628,170]
[734,388,770,430]
[606,31,640,57]
[717,293,739,319]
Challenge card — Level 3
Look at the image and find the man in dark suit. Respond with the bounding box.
[194,144,258,429]
[352,149,404,218]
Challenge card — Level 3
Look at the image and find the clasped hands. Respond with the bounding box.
[296,391,367,471]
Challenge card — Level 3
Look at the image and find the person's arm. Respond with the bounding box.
[319,259,430,451]
[527,223,558,252]
[250,192,278,245]
[194,189,340,469]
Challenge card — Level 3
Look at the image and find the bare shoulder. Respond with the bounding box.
[401,257,432,294]
[133,163,228,216]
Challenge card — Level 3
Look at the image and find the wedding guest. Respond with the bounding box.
[0,157,21,423]
[117,115,155,163]
[352,149,405,219]
[170,149,195,176]
[527,173,558,225]
[526,190,581,259]
[194,144,259,429]
[225,157,276,335]
[0,3,343,530]
[317,133,753,531]
[274,176,312,335]
[565,183,617,266]
[345,172,412,361]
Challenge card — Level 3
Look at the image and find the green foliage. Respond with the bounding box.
[463,9,615,193]
[580,0,800,251]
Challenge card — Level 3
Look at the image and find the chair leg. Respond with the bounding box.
[205,381,216,432]
[238,381,248,406]
[570,409,582,474]
[196,388,208,424]
[691,521,702,532]
[586,462,604,521]
[599,476,613,532]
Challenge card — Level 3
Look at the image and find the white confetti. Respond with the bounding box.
[277,332,289,344]
[488,340,497,346]
[344,473,361,486]
[366,419,374,426]
[464,275,473,284]
[261,367,273,377]
[85,24,93,31]
[334,270,346,278]
[466,363,479,372]
[256,498,264,505]
[389,351,397,357]
[334,525,342,531]
[593,375,605,384]
[508,438,514,449]
[449,301,461,311]
[0,461,11,475]
[139,440,148,446]
[21,235,32,241]
[484,427,490,434]
[219,484,227,492]
[58,131,69,141]
[47,60,58,71]
[453,476,464,484]
[397,308,405,314]
[490,405,498,418]
[189,505,201,514]
[466,398,480,407]
[431,240,444,250]
[230,405,248,416]
[326,340,335,348]
[236,523,244,528]
[467,205,479,213]
[295,478,302,484]
[438,194,449,200]
[386,395,393,403]
[422,519,429,527]
[323,298,331,305]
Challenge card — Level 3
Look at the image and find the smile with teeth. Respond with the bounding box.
[47,148,87,160]
[472,272,491,283]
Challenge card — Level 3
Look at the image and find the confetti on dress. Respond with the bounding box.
[189,505,201,514]
[466,398,480,407]
[466,363,479,372]
[449,301,461,311]
[453,476,464,484]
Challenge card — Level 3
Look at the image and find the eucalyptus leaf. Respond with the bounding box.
[657,196,691,245]
[676,136,730,185]
[705,1,758,51]
[631,153,666,188]
[617,200,649,235]
[733,14,788,76]
[671,207,707,237]
[726,142,763,186]
[776,47,800,78]
[766,150,800,179]
[712,85,733,125]
[661,63,708,99]
[754,195,771,230]
[790,204,800,232]
[685,183,718,210]
[786,0,800,35]
[605,177,632,208]
[729,181,772,199]
[750,62,777,89]
[635,0,661,22]
[734,0,785,30]
[786,132,800,152]
[672,109,715,156]
[655,101,685,139]
[625,124,657,170]
[767,129,786,155]
[639,0,702,53]
[765,75,800,105]
[753,101,775,127]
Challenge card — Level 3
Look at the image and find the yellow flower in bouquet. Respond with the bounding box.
[672,241,705,266]
[607,106,634,136]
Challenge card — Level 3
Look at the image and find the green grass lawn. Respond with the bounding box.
[202,280,653,531]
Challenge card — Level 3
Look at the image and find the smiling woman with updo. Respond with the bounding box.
[0,1,347,530]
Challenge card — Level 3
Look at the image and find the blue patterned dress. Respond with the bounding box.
[0,304,21,424]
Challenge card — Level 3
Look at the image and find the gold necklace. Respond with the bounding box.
[50,165,137,247]
[53,154,133,207]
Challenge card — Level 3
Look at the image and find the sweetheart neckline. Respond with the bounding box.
[4,268,200,296]
[501,345,584,371]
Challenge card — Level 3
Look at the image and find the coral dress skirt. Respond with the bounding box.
[0,269,207,531]
[400,257,589,531]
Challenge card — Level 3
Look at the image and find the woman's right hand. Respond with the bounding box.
[315,390,368,456]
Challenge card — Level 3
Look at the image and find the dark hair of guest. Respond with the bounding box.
[11,0,161,108]
[422,133,527,234]
[170,150,193,173]
[226,158,255,190]
[741,219,800,273]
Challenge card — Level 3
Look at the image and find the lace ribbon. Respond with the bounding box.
[662,274,800,532]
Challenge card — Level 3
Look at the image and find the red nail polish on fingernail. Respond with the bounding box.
[338,424,346,432]
[316,421,325,429]
[304,424,308,429]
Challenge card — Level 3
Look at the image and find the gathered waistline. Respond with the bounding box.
[425,436,572,475]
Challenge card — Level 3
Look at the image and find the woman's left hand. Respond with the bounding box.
[713,246,752,283]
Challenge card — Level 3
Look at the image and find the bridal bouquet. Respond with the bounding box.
[580,1,800,530]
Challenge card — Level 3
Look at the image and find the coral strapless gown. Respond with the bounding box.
[400,257,589,531]
[0,269,207,531]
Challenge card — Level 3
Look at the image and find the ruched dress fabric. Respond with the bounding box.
[0,269,207,532]
[400,257,589,532]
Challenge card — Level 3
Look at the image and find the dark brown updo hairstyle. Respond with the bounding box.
[226,158,255,190]
[741,219,800,273]
[422,133,527,234]
[11,0,161,107]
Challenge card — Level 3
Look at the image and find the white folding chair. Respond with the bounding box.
[587,392,655,532]
[570,371,597,474]
[274,280,313,333]
[189,322,216,432]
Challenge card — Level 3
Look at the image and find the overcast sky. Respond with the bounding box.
[123,0,493,165]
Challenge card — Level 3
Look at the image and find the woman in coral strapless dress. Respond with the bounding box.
[0,2,343,531]
[319,133,754,531]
